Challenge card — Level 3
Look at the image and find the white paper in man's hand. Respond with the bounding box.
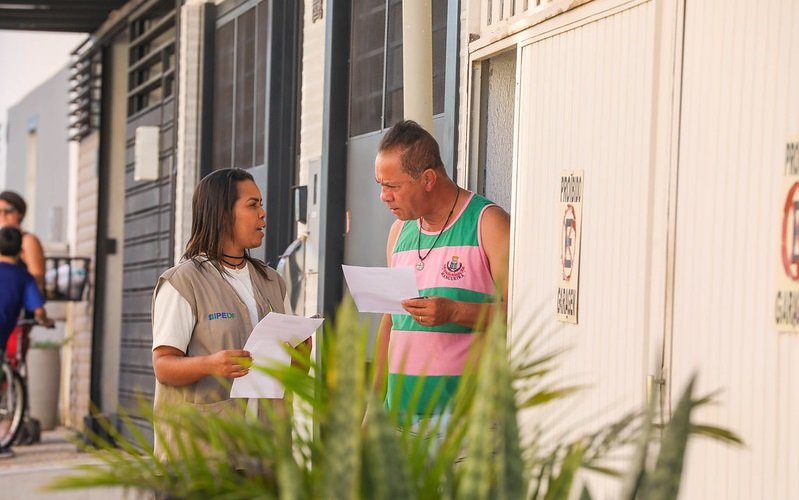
[342,265,418,314]
[230,313,323,399]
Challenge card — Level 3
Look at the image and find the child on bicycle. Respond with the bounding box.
[0,226,53,458]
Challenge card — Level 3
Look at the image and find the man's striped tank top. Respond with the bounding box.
[388,191,497,416]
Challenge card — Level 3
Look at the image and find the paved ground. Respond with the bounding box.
[0,428,131,499]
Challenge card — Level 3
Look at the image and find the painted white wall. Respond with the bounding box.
[484,49,515,212]
[671,0,799,498]
[510,5,657,495]
[467,0,799,496]
[298,0,328,316]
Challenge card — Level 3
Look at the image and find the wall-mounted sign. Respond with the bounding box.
[776,137,799,332]
[557,170,583,324]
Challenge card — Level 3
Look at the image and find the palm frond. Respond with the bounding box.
[48,299,741,500]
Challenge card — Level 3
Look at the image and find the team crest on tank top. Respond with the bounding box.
[441,255,465,280]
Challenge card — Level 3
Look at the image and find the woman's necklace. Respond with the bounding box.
[416,188,460,271]
[221,252,246,270]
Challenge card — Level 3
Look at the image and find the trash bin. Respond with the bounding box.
[27,343,62,430]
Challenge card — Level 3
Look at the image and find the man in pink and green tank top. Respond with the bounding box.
[374,120,510,420]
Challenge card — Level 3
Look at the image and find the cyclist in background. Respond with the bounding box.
[0,226,53,459]
[1,191,47,388]
[0,191,45,289]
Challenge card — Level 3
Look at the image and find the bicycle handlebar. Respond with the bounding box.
[16,318,56,329]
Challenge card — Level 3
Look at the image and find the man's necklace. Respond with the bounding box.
[416,188,460,271]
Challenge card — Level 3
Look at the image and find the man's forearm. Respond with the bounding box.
[451,299,507,329]
[373,314,392,393]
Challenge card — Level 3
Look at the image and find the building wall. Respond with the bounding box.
[298,0,328,315]
[5,66,71,243]
[97,35,130,421]
[174,0,214,260]
[511,6,657,494]
[483,49,515,212]
[671,0,799,497]
[64,131,99,428]
[464,0,799,496]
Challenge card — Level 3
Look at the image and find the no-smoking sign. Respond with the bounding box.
[558,171,583,324]
[775,138,799,332]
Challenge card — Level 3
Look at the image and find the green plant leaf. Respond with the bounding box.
[320,298,367,500]
[638,376,695,500]
[46,298,742,500]
[361,396,413,500]
[544,440,585,500]
[689,424,743,446]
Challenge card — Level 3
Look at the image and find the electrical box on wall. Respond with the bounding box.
[304,157,321,274]
[134,126,160,181]
[293,185,308,224]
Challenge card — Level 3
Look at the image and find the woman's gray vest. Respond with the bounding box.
[151,258,286,461]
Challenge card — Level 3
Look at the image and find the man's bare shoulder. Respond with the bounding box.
[482,204,510,228]
[385,219,406,262]
[387,219,405,242]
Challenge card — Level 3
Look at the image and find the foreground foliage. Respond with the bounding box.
[49,299,740,498]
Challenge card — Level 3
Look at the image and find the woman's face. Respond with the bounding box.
[0,199,22,228]
[226,179,266,252]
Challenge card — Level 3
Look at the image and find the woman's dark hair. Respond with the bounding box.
[0,226,23,257]
[182,168,269,278]
[0,190,27,219]
[377,120,444,178]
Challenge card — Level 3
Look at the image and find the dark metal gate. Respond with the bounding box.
[117,0,178,439]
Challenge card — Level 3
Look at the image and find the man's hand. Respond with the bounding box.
[33,311,55,329]
[289,337,313,373]
[38,317,55,329]
[402,296,498,329]
[401,296,457,327]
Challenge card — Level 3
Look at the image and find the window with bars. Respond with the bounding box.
[349,0,448,137]
[127,2,176,116]
[212,1,268,171]
[68,48,102,141]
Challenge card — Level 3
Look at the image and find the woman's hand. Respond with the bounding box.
[401,296,457,327]
[208,349,252,378]
[153,347,252,386]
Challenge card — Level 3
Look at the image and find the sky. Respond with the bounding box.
[0,30,86,186]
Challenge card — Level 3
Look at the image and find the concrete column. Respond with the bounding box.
[401,0,433,131]
[175,0,211,261]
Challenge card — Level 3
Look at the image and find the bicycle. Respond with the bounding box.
[1,317,54,449]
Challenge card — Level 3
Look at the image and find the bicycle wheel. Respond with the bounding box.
[0,363,26,448]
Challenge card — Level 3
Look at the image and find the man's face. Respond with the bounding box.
[375,149,426,221]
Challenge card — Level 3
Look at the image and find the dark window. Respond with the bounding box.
[349,0,386,136]
[349,0,448,137]
[212,1,269,170]
[234,8,256,168]
[254,2,268,166]
[213,20,234,169]
[383,0,402,128]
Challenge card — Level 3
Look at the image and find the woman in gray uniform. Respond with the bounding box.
[150,168,288,462]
